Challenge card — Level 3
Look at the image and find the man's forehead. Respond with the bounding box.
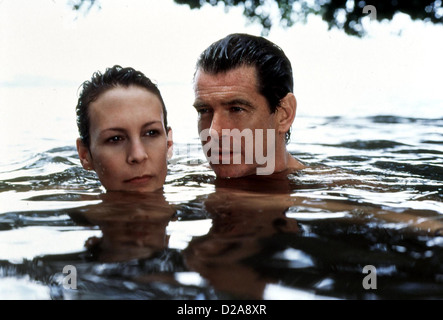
[195,65,258,85]
[193,66,269,112]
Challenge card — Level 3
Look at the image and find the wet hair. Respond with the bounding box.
[196,33,294,143]
[76,65,168,147]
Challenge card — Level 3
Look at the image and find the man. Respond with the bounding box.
[193,33,305,179]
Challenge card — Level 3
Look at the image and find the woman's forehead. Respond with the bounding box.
[89,86,165,124]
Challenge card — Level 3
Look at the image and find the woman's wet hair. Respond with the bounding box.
[76,65,168,147]
[196,33,294,143]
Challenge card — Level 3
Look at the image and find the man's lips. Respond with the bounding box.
[124,175,153,184]
[207,150,243,164]
[207,150,235,156]
[218,151,234,157]
[204,142,243,163]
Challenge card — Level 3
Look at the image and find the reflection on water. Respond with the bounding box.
[0,115,442,299]
[70,192,175,262]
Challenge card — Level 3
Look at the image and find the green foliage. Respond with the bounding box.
[174,0,443,36]
[70,0,443,36]
[69,0,100,13]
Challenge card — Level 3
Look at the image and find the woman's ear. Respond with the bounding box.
[166,127,173,160]
[76,138,94,170]
[276,93,297,135]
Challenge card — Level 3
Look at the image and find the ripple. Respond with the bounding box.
[374,161,443,180]
[335,140,408,150]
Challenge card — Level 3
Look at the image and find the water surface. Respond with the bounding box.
[0,105,442,299]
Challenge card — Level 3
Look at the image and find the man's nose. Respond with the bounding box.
[127,139,148,164]
[209,112,229,139]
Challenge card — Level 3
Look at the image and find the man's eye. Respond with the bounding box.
[230,106,244,112]
[196,107,211,115]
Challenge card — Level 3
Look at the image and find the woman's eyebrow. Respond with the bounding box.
[100,121,162,134]
[100,127,126,135]
[141,120,163,129]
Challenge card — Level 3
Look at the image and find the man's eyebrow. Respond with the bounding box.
[193,99,255,110]
[193,101,207,109]
[221,99,255,109]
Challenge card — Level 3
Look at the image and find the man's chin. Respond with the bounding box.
[211,164,257,179]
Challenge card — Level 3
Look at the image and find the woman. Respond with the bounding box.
[76,65,173,193]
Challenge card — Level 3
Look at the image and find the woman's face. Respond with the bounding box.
[77,85,173,193]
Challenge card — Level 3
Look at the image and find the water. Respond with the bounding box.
[0,86,442,300]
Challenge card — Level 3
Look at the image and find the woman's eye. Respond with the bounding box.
[145,129,160,137]
[107,136,123,143]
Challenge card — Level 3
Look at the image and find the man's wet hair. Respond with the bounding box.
[76,65,168,147]
[196,33,294,143]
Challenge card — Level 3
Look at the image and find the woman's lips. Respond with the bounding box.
[124,175,152,184]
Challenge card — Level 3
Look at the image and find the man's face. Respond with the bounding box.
[193,66,278,178]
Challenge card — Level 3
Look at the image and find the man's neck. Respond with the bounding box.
[272,148,306,174]
[285,152,306,171]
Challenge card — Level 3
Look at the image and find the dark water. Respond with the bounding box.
[0,114,442,299]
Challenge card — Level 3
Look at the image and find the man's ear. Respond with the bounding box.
[166,127,173,160]
[276,93,297,135]
[76,138,94,170]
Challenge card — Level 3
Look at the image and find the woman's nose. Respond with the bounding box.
[127,139,148,164]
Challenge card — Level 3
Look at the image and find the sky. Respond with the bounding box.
[1,0,442,144]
